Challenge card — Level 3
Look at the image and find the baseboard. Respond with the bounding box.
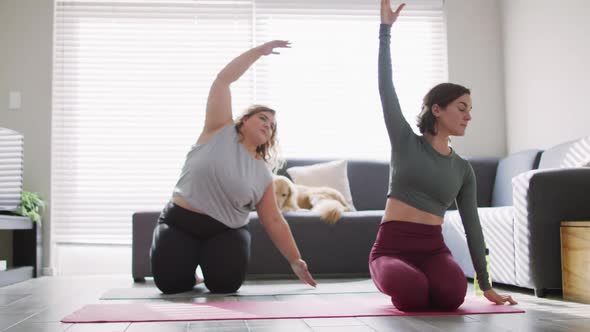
[41,267,56,276]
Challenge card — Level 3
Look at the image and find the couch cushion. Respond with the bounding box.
[286,160,355,210]
[280,159,389,211]
[278,159,330,178]
[538,135,590,169]
[491,149,542,207]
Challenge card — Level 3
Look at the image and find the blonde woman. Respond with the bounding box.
[150,41,316,294]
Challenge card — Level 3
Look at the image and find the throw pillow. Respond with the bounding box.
[286,160,356,210]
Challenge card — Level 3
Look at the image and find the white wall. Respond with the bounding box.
[501,0,590,153]
[446,0,507,158]
[0,0,54,275]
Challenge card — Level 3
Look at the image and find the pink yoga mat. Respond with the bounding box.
[62,297,524,323]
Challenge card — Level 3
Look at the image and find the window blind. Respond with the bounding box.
[0,128,24,212]
[52,0,446,244]
[254,0,448,158]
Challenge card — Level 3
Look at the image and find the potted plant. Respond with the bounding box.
[16,191,46,224]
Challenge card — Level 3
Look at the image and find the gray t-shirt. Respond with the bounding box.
[173,123,272,228]
[379,24,491,291]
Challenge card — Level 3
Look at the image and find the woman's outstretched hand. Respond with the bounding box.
[290,258,317,287]
[484,289,518,305]
[381,0,405,25]
[257,40,291,56]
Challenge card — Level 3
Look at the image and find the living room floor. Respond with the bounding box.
[0,275,589,332]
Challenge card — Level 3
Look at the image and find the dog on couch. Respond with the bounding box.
[273,175,353,224]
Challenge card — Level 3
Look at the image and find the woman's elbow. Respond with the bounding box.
[262,215,285,230]
[215,72,234,86]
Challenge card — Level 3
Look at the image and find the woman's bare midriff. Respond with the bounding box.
[382,197,444,226]
[172,195,207,215]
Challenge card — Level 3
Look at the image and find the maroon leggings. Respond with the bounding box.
[369,220,467,312]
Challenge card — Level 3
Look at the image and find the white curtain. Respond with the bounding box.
[52,0,446,244]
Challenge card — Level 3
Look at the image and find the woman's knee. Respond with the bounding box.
[201,257,247,293]
[430,273,467,311]
[154,275,196,294]
[435,288,465,310]
[200,227,250,293]
[437,296,465,311]
[392,296,430,312]
[150,223,201,294]
[151,246,198,294]
[370,257,430,311]
[420,253,467,310]
[204,276,244,294]
[386,273,430,311]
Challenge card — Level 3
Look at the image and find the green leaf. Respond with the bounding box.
[16,191,45,224]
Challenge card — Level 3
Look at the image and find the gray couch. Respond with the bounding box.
[132,136,590,297]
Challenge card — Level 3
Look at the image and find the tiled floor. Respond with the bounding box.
[1,275,589,331]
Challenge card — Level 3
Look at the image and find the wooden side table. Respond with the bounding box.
[560,221,590,303]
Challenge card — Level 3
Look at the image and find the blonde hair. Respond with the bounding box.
[234,105,285,173]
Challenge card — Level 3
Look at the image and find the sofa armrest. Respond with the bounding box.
[513,168,590,290]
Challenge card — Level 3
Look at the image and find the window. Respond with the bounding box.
[52,0,446,244]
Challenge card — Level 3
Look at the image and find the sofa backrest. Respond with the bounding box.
[446,158,499,210]
[347,160,390,210]
[469,158,501,208]
[281,158,512,211]
[537,135,590,170]
[279,159,389,211]
[490,149,542,207]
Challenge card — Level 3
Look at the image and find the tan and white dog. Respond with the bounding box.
[273,175,353,224]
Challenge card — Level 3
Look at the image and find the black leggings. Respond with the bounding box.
[150,202,251,294]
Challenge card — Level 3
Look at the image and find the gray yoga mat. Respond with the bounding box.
[101,279,378,300]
